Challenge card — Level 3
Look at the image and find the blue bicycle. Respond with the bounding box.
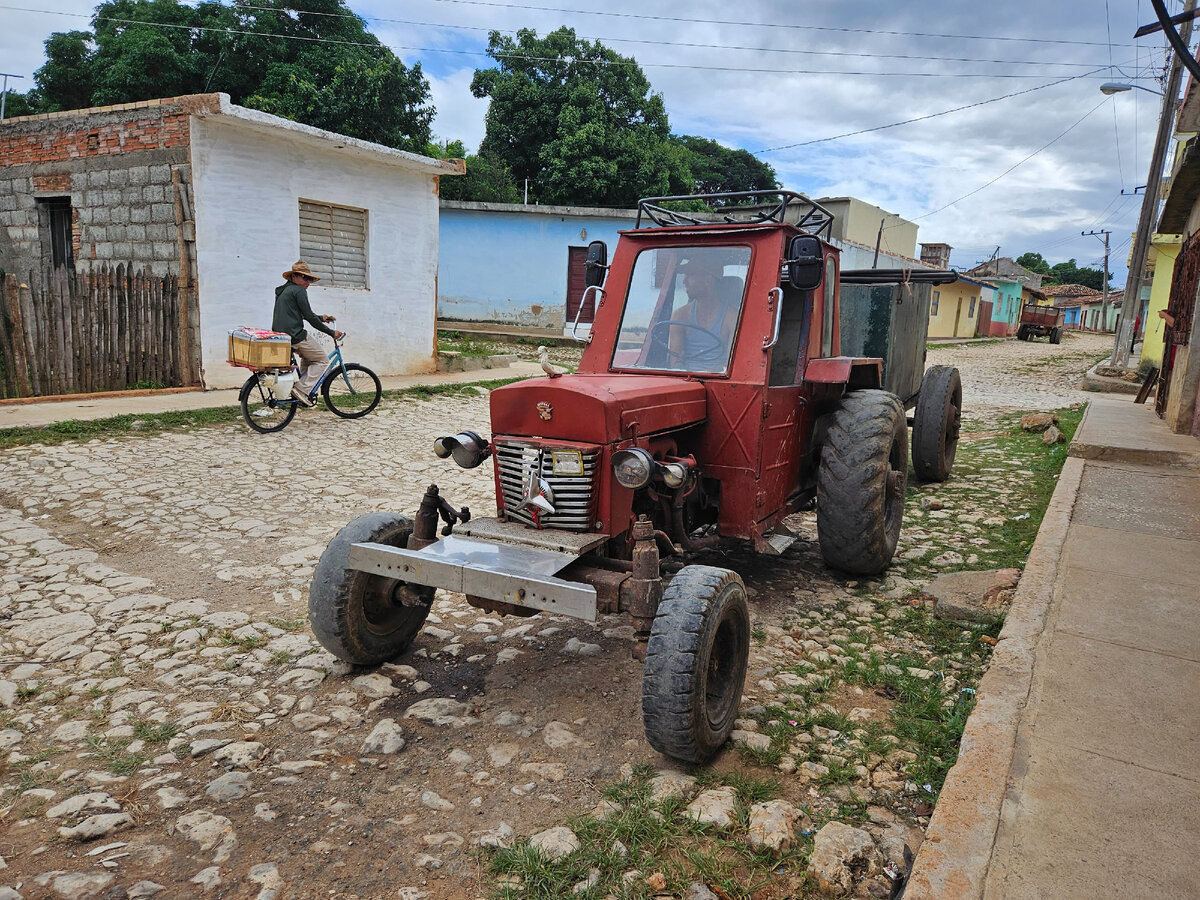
[238,336,382,433]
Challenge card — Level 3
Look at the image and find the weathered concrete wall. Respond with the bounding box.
[438,201,636,331]
[190,115,441,389]
[0,96,218,280]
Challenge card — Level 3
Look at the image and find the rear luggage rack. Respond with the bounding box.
[635,190,834,238]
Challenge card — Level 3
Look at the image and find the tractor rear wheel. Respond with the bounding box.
[309,513,433,665]
[642,565,749,764]
[912,366,962,483]
[817,390,907,574]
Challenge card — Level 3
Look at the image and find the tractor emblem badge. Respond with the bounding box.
[537,401,553,421]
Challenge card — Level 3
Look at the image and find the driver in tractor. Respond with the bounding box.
[668,254,740,371]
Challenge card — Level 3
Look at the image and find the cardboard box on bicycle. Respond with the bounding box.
[228,327,291,368]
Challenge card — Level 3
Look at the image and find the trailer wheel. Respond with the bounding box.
[1050,327,1062,345]
[642,565,749,764]
[309,513,434,666]
[1016,325,1029,341]
[911,366,962,483]
[817,390,907,574]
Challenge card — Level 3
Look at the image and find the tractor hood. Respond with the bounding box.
[490,374,707,443]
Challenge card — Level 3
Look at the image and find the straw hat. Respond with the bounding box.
[282,260,321,282]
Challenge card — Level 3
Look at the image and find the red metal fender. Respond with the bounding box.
[804,356,883,389]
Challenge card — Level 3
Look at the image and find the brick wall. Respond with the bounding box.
[0,95,219,279]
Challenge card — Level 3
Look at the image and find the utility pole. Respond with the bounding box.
[1083,230,1112,331]
[0,72,24,120]
[1114,0,1196,367]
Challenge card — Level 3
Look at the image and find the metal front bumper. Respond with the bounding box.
[347,532,599,622]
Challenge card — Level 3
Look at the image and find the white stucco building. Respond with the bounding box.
[0,93,463,393]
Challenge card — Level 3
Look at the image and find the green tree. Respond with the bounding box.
[670,134,779,196]
[429,140,520,203]
[471,27,682,207]
[1046,259,1108,291]
[28,0,434,152]
[1016,251,1051,275]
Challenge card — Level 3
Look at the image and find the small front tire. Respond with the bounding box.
[322,363,382,418]
[308,513,433,665]
[642,566,750,764]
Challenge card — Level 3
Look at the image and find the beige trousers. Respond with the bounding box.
[293,334,329,395]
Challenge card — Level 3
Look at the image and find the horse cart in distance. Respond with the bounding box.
[306,191,961,764]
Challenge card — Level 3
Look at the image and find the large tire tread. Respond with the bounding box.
[817,390,907,575]
[912,366,962,483]
[642,566,749,764]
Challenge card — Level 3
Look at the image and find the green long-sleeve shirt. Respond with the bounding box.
[272,282,336,344]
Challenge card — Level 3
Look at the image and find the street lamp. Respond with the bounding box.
[1100,81,1166,97]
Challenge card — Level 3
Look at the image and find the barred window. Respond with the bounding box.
[299,199,368,288]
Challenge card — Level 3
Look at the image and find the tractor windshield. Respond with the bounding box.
[612,245,751,374]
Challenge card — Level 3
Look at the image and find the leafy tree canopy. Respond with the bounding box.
[27,0,434,152]
[669,134,779,196]
[472,27,785,207]
[1018,252,1109,290]
[428,140,520,204]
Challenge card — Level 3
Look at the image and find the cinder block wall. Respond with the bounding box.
[0,95,220,279]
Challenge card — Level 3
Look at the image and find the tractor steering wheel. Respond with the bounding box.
[649,320,724,367]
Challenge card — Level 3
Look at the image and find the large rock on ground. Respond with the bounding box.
[808,821,883,896]
[925,568,1020,623]
[747,800,808,853]
[528,826,579,859]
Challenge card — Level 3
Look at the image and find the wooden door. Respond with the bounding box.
[565,246,594,325]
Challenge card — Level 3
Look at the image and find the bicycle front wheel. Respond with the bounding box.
[322,363,382,419]
[240,374,297,433]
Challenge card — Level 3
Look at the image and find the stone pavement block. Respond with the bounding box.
[1073,465,1200,540]
[1062,524,1200,584]
[985,738,1200,900]
[1055,569,1200,662]
[1028,630,1200,775]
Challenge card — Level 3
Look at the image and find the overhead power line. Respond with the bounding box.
[759,68,1108,152]
[0,5,1134,79]
[915,99,1108,220]
[429,0,1139,48]
[182,1,1130,69]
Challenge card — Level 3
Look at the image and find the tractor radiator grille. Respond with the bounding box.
[495,441,600,531]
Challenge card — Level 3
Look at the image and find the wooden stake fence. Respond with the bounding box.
[0,264,183,399]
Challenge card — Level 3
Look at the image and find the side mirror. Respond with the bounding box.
[787,235,823,291]
[584,240,608,288]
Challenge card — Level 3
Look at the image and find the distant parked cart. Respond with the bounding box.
[1016,303,1065,344]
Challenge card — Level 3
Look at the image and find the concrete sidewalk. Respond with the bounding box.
[908,396,1200,899]
[0,361,545,429]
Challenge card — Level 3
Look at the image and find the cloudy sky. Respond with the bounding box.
[0,0,1182,279]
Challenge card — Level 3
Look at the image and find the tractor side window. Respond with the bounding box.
[612,245,751,374]
[820,256,837,356]
[768,286,810,386]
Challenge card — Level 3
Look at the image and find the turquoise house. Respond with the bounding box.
[438,200,637,334]
[965,258,1044,337]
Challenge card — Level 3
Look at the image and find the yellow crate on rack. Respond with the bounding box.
[228,327,292,369]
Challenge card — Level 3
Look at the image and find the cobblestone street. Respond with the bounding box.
[0,332,1109,900]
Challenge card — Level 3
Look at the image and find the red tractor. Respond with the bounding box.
[309,192,960,763]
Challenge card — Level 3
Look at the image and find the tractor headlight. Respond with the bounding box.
[433,431,491,468]
[612,447,655,489]
[660,462,687,488]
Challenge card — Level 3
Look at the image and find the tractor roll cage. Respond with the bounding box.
[635,190,834,238]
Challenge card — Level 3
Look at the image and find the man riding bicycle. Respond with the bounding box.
[273,259,344,407]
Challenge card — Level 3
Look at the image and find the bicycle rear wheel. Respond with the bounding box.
[322,363,382,418]
[240,373,297,433]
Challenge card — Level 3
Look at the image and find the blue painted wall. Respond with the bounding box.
[438,201,637,329]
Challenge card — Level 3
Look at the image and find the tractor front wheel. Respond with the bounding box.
[642,566,750,764]
[308,513,433,665]
[817,390,908,574]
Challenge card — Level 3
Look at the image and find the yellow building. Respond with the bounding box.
[1141,236,1182,367]
[928,276,988,339]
